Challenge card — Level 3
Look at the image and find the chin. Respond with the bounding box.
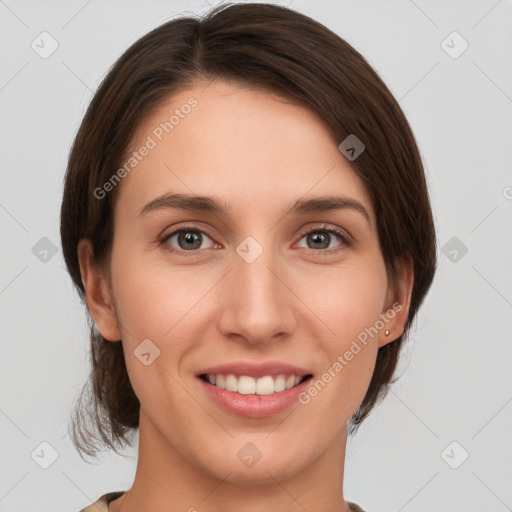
[197,441,308,485]
[222,462,302,486]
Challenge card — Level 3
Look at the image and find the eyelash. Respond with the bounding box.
[158,223,351,258]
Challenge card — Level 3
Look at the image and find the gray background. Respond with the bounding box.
[1,0,511,511]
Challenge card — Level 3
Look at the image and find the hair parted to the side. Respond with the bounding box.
[60,2,436,460]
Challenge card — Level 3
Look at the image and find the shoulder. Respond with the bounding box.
[79,491,125,512]
[347,501,367,512]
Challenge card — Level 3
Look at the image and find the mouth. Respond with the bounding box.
[198,373,313,395]
[195,361,314,417]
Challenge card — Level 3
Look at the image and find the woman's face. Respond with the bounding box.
[84,79,410,484]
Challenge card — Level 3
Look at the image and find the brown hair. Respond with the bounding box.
[60,2,436,459]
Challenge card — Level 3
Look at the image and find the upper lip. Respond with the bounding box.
[196,361,313,379]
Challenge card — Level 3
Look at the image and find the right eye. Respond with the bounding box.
[159,226,219,256]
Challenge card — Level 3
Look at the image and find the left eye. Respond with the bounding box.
[296,228,346,251]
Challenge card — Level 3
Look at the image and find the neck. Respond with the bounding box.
[109,408,351,512]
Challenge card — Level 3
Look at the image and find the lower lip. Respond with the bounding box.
[197,376,312,418]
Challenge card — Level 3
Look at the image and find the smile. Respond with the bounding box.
[199,373,312,395]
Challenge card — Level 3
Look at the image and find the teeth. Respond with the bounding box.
[215,374,225,388]
[225,374,238,392]
[239,376,256,394]
[205,373,306,395]
[274,375,286,392]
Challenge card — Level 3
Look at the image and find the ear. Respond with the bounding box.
[378,256,414,348]
[77,238,121,342]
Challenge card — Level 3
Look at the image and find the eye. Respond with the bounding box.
[158,223,350,258]
[296,225,350,255]
[160,226,218,255]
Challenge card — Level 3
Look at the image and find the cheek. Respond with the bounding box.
[109,246,203,341]
[108,247,218,397]
[111,252,202,416]
[307,256,389,340]
[301,258,388,402]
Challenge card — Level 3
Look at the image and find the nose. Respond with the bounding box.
[217,241,296,346]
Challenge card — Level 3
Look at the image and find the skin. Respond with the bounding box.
[78,79,413,512]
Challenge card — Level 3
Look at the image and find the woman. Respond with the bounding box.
[60,3,436,511]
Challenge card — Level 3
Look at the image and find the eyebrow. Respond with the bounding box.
[139,192,371,225]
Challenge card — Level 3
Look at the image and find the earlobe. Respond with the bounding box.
[378,257,414,348]
[77,239,121,342]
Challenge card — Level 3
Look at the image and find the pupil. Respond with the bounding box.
[180,231,201,250]
[310,232,328,249]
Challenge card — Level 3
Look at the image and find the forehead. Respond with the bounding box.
[116,80,374,223]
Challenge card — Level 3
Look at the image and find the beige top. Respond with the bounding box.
[80,491,367,512]
[80,491,124,512]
